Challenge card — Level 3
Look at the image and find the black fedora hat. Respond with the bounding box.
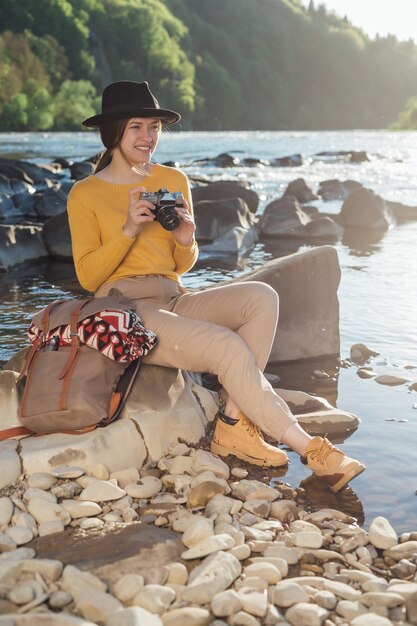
[82,80,181,127]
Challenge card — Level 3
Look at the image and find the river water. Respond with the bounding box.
[1,130,417,532]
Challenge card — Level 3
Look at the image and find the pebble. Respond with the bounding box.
[52,465,85,478]
[61,500,102,519]
[8,582,36,605]
[181,533,234,559]
[286,602,329,626]
[375,374,410,386]
[228,611,260,626]
[211,589,243,617]
[0,498,13,527]
[192,450,230,480]
[79,480,126,502]
[91,463,110,480]
[166,562,188,585]
[368,516,397,549]
[49,590,73,608]
[79,518,104,530]
[182,515,214,548]
[161,607,211,626]
[27,497,71,526]
[107,607,164,626]
[269,580,309,607]
[243,562,281,584]
[124,476,163,499]
[231,468,248,479]
[187,481,227,508]
[133,583,175,614]
[27,472,58,490]
[5,526,33,545]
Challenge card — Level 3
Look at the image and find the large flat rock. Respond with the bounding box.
[239,246,340,362]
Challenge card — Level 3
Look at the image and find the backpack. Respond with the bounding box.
[1,292,156,439]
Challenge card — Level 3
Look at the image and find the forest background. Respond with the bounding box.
[1,0,417,132]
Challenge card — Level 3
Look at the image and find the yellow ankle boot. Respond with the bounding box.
[210,411,288,467]
[304,436,365,493]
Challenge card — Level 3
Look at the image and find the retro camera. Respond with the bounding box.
[141,188,183,231]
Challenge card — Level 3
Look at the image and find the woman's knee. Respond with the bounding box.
[242,281,279,316]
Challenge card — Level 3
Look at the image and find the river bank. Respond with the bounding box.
[0,130,416,532]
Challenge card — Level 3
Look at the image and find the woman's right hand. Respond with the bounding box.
[123,187,155,239]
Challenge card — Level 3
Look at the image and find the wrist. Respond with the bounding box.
[123,225,138,240]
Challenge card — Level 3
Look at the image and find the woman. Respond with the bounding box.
[68,80,365,492]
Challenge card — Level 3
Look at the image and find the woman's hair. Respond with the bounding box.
[94,117,163,173]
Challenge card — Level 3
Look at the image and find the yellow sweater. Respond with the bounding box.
[67,164,198,292]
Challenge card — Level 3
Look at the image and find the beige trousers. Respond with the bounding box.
[95,275,296,440]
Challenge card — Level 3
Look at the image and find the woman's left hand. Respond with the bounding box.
[172,199,196,246]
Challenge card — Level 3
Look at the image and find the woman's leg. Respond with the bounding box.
[172,281,279,419]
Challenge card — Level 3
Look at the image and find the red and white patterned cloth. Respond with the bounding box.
[29,309,157,364]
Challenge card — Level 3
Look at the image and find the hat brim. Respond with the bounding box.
[82,107,181,127]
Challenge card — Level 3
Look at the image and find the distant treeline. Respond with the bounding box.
[1,0,417,131]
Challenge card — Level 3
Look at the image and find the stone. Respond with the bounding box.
[110,467,140,488]
[269,581,309,607]
[239,247,340,361]
[368,516,397,549]
[192,450,230,479]
[167,456,194,475]
[166,563,188,585]
[80,518,104,530]
[264,545,300,564]
[228,611,260,626]
[107,607,163,626]
[285,602,328,626]
[21,420,147,476]
[133,584,176,614]
[91,463,110,480]
[194,197,255,242]
[51,465,84,478]
[122,367,214,461]
[211,589,243,617]
[243,499,271,518]
[5,526,33,545]
[384,541,417,561]
[27,472,58,489]
[231,468,248,479]
[269,500,299,523]
[187,481,227,509]
[8,581,36,605]
[49,590,73,608]
[0,498,13,527]
[375,374,410,386]
[349,343,379,365]
[125,477,163,499]
[161,607,211,626]
[24,486,57,503]
[182,515,214,548]
[79,481,126,502]
[0,558,63,583]
[192,181,259,213]
[361,591,404,607]
[0,224,48,270]
[182,534,234,560]
[237,587,268,618]
[294,531,324,549]
[350,615,393,626]
[296,408,360,438]
[243,562,281,584]
[198,226,258,265]
[183,551,241,603]
[341,188,393,230]
[112,574,145,604]
[61,500,103,519]
[406,591,417,625]
[38,519,65,536]
[61,564,122,623]
[283,178,317,203]
[311,590,337,610]
[0,441,21,490]
[388,582,417,598]
[229,544,251,561]
[27,497,71,525]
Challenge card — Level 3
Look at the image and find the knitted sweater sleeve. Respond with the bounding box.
[67,185,135,292]
[172,174,199,274]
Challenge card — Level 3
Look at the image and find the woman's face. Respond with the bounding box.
[119,117,161,164]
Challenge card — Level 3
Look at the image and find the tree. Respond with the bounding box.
[53,79,99,129]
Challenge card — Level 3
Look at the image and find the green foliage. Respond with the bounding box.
[54,79,99,129]
[390,96,417,129]
[2,0,417,129]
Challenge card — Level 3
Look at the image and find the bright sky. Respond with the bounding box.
[301,0,417,41]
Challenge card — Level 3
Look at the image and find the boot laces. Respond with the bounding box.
[309,437,336,465]
[242,417,264,439]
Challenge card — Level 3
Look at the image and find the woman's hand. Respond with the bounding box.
[172,198,196,246]
[123,187,155,239]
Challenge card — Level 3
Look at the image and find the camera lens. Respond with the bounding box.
[158,205,181,231]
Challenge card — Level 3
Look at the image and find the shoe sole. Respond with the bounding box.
[210,441,288,468]
[329,463,366,493]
